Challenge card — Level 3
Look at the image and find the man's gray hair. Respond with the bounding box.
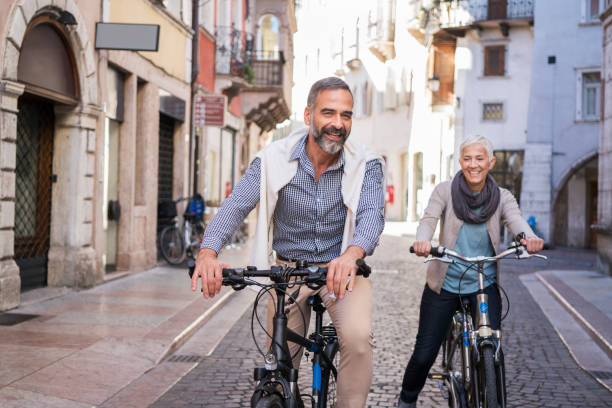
[459,135,494,160]
[307,77,353,109]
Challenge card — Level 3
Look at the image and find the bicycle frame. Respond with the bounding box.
[254,279,338,408]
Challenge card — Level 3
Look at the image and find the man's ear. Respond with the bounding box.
[304,106,311,125]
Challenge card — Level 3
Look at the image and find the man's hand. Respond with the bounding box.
[520,237,544,254]
[412,241,432,257]
[326,246,365,300]
[191,248,229,299]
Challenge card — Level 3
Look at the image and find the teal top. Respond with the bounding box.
[442,207,496,294]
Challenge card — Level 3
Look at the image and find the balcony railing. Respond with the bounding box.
[426,0,533,29]
[215,26,254,80]
[251,51,285,87]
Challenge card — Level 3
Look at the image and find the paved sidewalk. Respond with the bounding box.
[519,249,612,392]
[0,243,251,408]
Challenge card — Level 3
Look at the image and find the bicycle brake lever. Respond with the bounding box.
[424,256,454,264]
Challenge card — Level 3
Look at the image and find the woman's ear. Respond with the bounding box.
[489,156,496,170]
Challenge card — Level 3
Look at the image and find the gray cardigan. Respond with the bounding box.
[415,181,536,294]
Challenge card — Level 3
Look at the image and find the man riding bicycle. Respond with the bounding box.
[192,77,385,408]
[397,135,544,407]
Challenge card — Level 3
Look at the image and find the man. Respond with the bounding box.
[191,77,385,407]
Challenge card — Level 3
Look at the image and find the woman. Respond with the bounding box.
[397,135,544,408]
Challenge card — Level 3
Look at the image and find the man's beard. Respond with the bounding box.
[311,124,348,155]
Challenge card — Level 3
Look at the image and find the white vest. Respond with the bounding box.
[250,127,384,269]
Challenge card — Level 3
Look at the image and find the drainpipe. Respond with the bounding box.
[190,0,200,196]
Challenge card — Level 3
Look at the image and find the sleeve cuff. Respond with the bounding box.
[200,236,225,254]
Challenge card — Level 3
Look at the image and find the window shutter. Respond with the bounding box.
[484,45,505,76]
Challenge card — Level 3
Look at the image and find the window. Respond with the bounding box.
[583,0,604,21]
[484,45,505,76]
[490,150,524,203]
[483,103,504,121]
[576,70,601,120]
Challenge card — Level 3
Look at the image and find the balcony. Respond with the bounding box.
[251,51,285,88]
[215,26,254,97]
[241,50,290,131]
[419,0,533,37]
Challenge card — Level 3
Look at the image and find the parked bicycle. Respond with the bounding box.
[411,233,546,408]
[158,195,205,265]
[188,259,371,408]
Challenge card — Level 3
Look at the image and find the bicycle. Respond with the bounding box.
[158,195,205,265]
[188,259,372,408]
[411,233,547,408]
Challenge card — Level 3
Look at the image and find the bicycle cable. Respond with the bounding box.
[250,278,310,361]
[455,260,510,322]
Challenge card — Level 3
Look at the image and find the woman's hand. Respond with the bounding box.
[412,241,432,257]
[520,237,544,254]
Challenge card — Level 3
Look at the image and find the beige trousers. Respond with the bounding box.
[266,262,373,408]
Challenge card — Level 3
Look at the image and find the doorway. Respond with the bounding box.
[14,96,55,291]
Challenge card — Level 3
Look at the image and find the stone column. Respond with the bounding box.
[0,80,24,311]
[116,74,137,270]
[47,106,100,288]
[520,142,553,242]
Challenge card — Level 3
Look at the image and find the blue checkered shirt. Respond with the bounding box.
[201,136,385,262]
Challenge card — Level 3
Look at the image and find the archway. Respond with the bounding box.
[553,155,598,248]
[257,14,280,59]
[15,18,79,290]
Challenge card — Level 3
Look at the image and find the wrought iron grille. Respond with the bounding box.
[215,26,254,80]
[15,97,54,289]
[432,0,534,29]
[252,50,284,87]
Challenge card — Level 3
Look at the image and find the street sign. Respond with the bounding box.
[194,95,226,127]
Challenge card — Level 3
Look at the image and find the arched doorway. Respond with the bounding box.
[553,156,598,248]
[15,19,79,290]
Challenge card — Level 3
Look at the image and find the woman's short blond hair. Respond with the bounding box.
[459,135,494,160]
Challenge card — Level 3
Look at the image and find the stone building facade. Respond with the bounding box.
[0,0,102,310]
[596,0,612,275]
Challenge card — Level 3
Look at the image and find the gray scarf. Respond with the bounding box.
[451,171,500,224]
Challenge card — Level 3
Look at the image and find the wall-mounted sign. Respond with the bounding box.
[194,95,226,127]
[95,23,160,51]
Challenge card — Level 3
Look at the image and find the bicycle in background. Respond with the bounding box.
[158,195,205,265]
[411,233,546,408]
[189,259,372,408]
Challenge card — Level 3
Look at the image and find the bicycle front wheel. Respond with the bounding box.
[159,226,186,265]
[253,394,284,408]
[481,345,499,408]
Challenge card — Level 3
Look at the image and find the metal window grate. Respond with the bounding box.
[15,97,54,290]
[483,103,503,121]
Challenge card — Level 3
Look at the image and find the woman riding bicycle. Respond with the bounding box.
[397,135,544,408]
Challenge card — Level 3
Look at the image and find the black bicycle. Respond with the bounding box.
[158,196,205,265]
[189,259,371,408]
[412,234,546,408]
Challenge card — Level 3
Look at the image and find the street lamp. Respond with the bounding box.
[427,76,440,92]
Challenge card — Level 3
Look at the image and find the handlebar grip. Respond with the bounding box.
[429,246,445,257]
[356,258,371,278]
[515,232,526,241]
[409,246,415,253]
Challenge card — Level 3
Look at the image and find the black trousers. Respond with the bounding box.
[399,283,501,403]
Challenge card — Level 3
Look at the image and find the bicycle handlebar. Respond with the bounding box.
[188,259,372,290]
[409,232,547,263]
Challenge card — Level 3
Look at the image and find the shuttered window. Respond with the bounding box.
[484,45,505,76]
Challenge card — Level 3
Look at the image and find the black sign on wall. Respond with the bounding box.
[95,23,160,51]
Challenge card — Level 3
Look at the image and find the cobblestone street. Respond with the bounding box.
[153,235,612,407]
